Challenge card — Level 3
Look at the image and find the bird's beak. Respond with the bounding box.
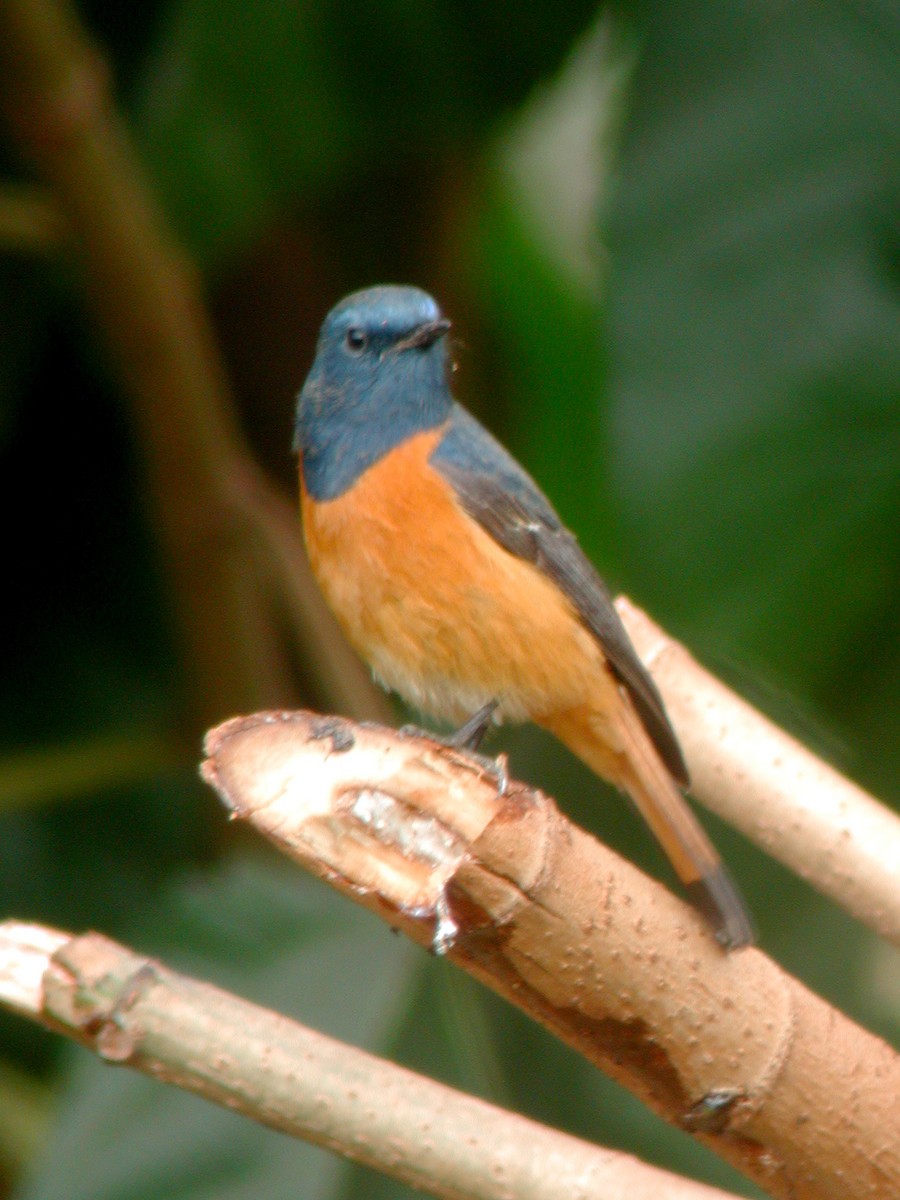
[394,318,452,352]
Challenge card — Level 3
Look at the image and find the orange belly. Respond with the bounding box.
[300,428,615,728]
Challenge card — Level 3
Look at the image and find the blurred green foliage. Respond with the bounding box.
[1,1,898,1198]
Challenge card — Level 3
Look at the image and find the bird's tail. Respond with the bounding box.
[540,702,754,949]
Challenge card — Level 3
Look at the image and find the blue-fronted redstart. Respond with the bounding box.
[294,285,753,948]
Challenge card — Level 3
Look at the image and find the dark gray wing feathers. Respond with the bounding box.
[436,455,689,788]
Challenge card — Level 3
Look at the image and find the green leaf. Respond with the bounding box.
[606,1,900,795]
[132,0,600,264]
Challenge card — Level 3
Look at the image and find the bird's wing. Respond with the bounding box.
[432,405,689,787]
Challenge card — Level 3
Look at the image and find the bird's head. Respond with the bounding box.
[295,285,453,499]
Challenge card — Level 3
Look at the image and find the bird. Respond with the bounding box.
[294,284,754,949]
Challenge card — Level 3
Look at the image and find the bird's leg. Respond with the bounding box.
[449,701,508,793]
[399,701,507,792]
[400,700,498,749]
[448,700,498,752]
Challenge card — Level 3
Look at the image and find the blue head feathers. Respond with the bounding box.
[295,285,454,500]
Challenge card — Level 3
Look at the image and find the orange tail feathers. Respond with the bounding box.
[540,702,755,949]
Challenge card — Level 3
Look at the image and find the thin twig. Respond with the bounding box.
[0,183,66,250]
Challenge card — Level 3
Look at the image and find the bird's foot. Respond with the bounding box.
[399,701,507,794]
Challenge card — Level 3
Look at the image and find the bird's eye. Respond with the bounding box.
[344,327,368,355]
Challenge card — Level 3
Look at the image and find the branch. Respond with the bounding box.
[201,710,900,1200]
[618,599,900,947]
[0,921,744,1200]
[0,183,66,251]
[0,0,389,730]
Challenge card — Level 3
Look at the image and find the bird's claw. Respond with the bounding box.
[398,702,508,796]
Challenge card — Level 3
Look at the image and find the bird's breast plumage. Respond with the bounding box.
[300,425,608,726]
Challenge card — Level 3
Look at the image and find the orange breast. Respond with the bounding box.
[300,428,611,725]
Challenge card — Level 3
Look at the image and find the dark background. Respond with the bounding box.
[1,2,898,1197]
